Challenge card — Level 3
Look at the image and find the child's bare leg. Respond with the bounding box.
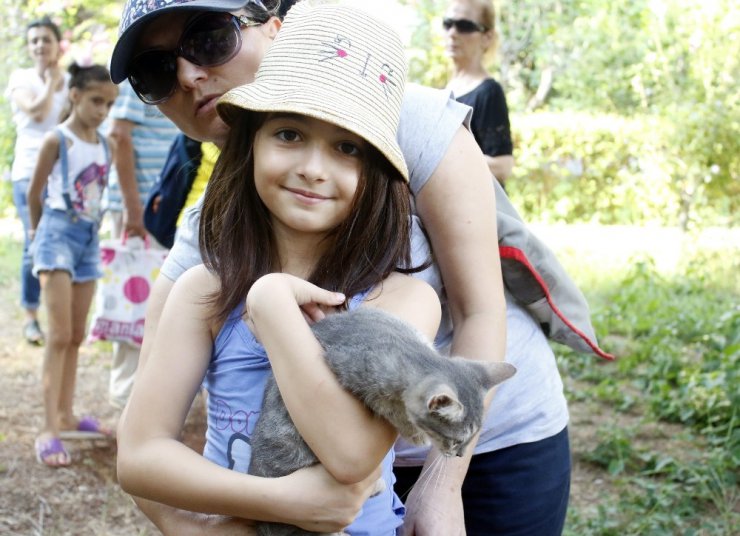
[37,270,73,464]
[57,280,96,426]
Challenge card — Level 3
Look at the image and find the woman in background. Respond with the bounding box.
[5,16,69,345]
[444,0,514,187]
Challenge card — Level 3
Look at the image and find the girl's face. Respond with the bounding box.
[252,113,366,241]
[70,82,119,130]
[26,26,60,68]
[135,11,280,147]
[443,1,491,63]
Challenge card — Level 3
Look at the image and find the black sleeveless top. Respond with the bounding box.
[456,78,513,157]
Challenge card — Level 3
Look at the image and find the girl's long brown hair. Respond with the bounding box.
[199,112,413,324]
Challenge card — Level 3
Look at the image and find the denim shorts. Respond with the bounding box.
[32,209,102,283]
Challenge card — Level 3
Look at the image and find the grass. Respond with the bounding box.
[550,230,739,535]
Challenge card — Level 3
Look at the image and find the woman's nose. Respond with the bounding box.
[175,56,208,93]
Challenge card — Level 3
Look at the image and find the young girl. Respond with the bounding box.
[117,3,440,534]
[27,63,118,467]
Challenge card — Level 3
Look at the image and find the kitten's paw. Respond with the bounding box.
[370,477,386,497]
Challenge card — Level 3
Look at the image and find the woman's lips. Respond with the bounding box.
[195,94,220,116]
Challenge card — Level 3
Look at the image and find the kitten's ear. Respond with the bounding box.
[480,361,517,390]
[427,386,464,422]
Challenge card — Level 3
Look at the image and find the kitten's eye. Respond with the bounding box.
[338,141,362,157]
[276,129,301,142]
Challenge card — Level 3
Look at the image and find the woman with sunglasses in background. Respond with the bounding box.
[444,0,514,188]
[5,16,69,345]
[111,1,570,535]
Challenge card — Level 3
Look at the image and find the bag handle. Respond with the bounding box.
[121,231,151,250]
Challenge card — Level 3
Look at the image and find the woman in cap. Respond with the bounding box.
[111,1,570,535]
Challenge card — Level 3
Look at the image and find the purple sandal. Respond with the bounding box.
[35,436,71,467]
[59,416,113,440]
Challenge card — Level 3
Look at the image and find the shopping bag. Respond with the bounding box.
[88,237,168,346]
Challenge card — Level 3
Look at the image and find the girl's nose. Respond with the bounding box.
[299,146,330,183]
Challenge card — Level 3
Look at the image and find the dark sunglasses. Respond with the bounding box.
[128,12,263,105]
[442,17,488,34]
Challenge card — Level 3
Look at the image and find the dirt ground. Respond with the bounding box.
[0,305,211,535]
[2,220,723,535]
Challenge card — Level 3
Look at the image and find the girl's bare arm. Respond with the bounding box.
[27,133,59,231]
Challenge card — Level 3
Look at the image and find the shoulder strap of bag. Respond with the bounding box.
[56,128,78,221]
[97,129,110,183]
[494,180,614,360]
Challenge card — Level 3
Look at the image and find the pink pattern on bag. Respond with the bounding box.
[123,276,150,304]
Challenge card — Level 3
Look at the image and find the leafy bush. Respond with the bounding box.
[508,112,738,227]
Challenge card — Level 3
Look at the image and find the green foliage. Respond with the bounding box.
[400,0,739,227]
[508,112,738,227]
[399,0,450,88]
[560,247,739,534]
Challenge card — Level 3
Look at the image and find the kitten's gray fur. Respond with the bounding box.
[248,307,516,536]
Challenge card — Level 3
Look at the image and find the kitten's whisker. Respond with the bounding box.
[415,455,444,498]
[433,456,449,494]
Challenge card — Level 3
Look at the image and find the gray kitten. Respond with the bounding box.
[249,307,516,536]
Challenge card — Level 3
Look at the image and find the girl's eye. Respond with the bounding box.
[276,129,300,142]
[338,142,361,156]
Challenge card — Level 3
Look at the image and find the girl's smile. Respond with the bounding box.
[284,187,332,204]
[253,113,366,238]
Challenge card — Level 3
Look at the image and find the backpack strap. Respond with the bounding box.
[97,129,110,182]
[97,129,110,223]
[56,128,78,222]
[493,180,614,360]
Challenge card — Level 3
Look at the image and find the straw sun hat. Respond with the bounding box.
[217,1,409,181]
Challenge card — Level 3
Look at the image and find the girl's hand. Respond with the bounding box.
[276,463,382,533]
[246,274,345,337]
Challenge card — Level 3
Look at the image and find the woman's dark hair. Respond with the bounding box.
[67,63,112,90]
[200,111,413,324]
[27,16,62,42]
[246,0,299,21]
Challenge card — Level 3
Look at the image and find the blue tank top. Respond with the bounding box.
[203,291,405,535]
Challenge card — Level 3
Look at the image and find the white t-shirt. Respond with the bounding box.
[5,68,69,181]
[45,125,109,222]
[161,84,568,462]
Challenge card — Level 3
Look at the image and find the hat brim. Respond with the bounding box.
[111,0,249,83]
[218,83,409,182]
